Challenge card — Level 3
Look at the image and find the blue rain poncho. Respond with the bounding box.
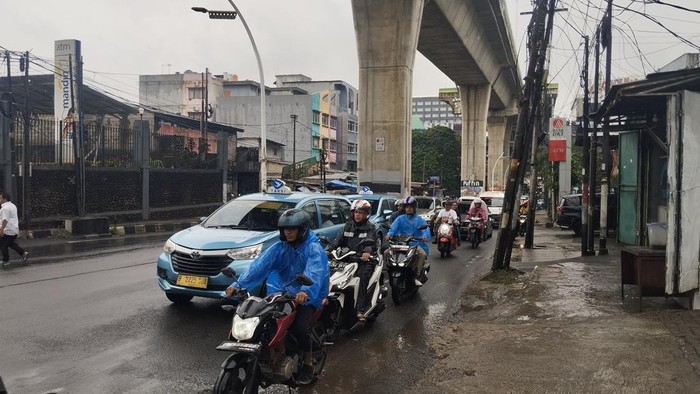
[387,213,431,256]
[230,230,330,309]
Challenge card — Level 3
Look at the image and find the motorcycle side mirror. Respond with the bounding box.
[221,267,237,279]
[418,224,429,230]
[294,274,314,287]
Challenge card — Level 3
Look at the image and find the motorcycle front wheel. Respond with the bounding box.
[213,356,259,394]
[390,275,406,305]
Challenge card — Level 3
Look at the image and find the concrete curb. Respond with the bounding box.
[19,221,199,240]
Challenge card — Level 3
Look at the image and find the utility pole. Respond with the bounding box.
[290,114,297,184]
[581,35,594,256]
[599,0,613,255]
[524,92,544,249]
[20,51,31,228]
[493,0,555,270]
[588,29,601,254]
[2,51,14,197]
[200,70,206,163]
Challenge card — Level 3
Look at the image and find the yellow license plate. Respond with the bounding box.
[176,274,208,289]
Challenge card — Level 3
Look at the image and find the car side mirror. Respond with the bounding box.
[199,216,207,223]
[294,274,314,287]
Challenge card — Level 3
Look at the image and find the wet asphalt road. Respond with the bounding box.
[0,236,495,393]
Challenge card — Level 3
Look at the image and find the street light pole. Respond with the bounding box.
[225,0,267,192]
[491,152,504,191]
[192,3,267,192]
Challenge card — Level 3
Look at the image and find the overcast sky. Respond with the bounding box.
[1,0,698,118]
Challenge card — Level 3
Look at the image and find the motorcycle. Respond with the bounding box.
[213,271,330,394]
[386,224,430,305]
[323,238,388,341]
[517,214,527,237]
[436,218,457,258]
[468,216,483,249]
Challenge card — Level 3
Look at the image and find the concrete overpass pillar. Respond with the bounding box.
[352,0,424,195]
[487,115,506,191]
[459,84,491,193]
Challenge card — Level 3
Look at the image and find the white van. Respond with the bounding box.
[478,191,505,227]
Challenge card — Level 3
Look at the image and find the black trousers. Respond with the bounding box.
[290,304,315,353]
[356,262,376,313]
[0,234,25,262]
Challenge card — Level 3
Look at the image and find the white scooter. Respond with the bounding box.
[321,238,388,341]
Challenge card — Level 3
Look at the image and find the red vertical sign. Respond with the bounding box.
[549,140,566,161]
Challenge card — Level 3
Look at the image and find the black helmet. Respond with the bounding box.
[278,208,311,242]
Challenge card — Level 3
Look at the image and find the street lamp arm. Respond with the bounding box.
[226,0,267,192]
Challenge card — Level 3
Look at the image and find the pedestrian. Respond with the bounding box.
[0,192,28,267]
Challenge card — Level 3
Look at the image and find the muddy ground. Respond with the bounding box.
[411,230,700,393]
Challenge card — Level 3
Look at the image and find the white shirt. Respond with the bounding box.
[0,201,20,236]
[436,208,459,225]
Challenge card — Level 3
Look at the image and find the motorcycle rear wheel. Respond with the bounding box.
[213,357,259,394]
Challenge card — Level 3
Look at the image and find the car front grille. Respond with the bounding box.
[171,251,232,276]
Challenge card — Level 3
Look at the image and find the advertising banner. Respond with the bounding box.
[54,39,81,162]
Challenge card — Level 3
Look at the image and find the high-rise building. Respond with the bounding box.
[411,95,462,131]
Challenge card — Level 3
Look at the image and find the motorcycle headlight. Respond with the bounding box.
[232,315,260,341]
[226,244,263,260]
[163,239,176,254]
[398,261,405,267]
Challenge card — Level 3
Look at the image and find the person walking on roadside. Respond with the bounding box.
[0,193,28,268]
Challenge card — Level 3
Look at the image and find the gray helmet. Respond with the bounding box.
[278,208,311,242]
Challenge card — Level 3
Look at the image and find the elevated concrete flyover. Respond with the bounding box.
[353,0,521,194]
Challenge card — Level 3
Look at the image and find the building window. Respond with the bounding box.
[322,114,329,127]
[187,111,202,120]
[330,116,338,129]
[322,139,329,150]
[188,87,203,100]
[312,137,320,148]
[312,111,320,124]
[330,141,337,152]
[347,142,357,154]
[347,121,356,133]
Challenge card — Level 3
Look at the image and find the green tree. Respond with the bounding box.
[411,126,462,195]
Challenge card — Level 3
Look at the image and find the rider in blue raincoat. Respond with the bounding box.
[385,196,431,286]
[226,208,329,385]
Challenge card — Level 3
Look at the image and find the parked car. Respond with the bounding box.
[556,193,617,235]
[347,193,397,247]
[415,196,442,221]
[456,201,494,240]
[156,191,351,304]
[479,191,505,228]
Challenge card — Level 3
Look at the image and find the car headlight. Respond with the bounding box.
[232,315,260,341]
[163,239,176,254]
[226,244,263,260]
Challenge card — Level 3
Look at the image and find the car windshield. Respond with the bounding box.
[482,197,503,207]
[414,198,434,212]
[203,200,296,231]
[456,204,470,215]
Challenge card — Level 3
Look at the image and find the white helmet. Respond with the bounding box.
[350,199,372,214]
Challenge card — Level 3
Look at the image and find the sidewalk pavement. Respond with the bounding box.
[1,218,199,267]
[411,213,700,393]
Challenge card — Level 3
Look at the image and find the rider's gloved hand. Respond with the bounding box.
[295,291,309,305]
[225,286,238,298]
[361,252,370,261]
[420,236,427,242]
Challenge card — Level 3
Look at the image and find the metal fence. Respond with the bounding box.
[13,116,136,167]
[12,116,219,169]
[150,124,218,170]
